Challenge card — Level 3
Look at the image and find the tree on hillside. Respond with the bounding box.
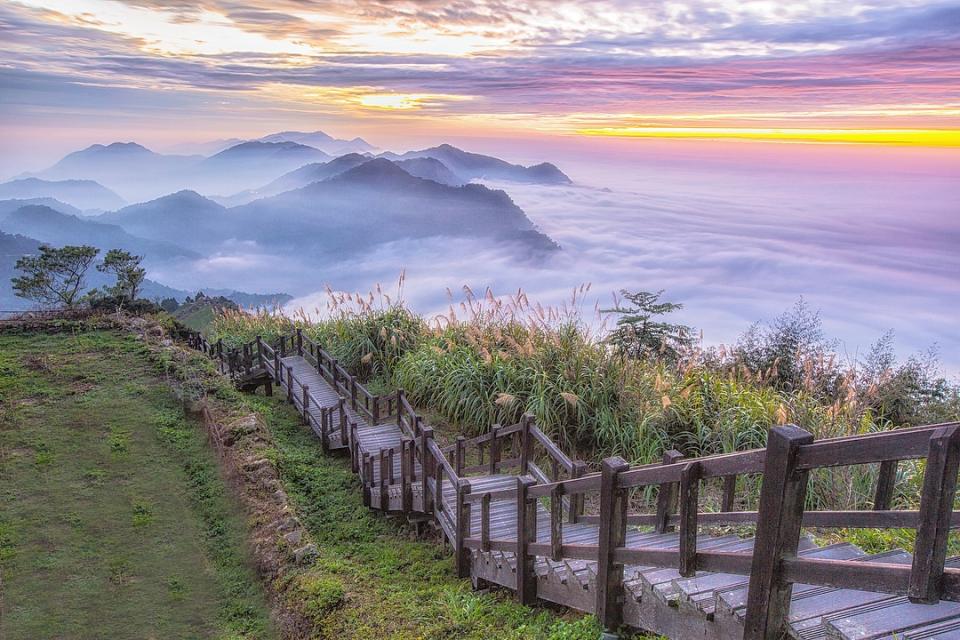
[97,249,146,301]
[734,298,841,395]
[160,297,180,313]
[12,245,99,308]
[602,289,692,363]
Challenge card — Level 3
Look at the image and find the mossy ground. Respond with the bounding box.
[0,330,274,639]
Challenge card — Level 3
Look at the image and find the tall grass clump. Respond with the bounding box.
[208,283,959,511]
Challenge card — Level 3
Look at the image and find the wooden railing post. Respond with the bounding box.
[286,365,294,402]
[550,484,564,561]
[481,493,491,552]
[396,389,404,427]
[455,436,465,476]
[516,475,538,605]
[350,421,359,472]
[296,328,303,355]
[301,385,310,423]
[743,425,813,640]
[722,475,737,513]
[331,359,339,389]
[874,460,898,511]
[520,414,533,475]
[569,461,587,524]
[654,449,684,533]
[372,395,381,424]
[379,452,389,511]
[320,408,330,452]
[596,456,629,631]
[909,425,960,603]
[456,480,472,578]
[421,427,434,513]
[401,438,413,513]
[361,452,371,506]
[678,461,701,578]
[433,454,443,517]
[279,336,286,358]
[489,425,501,475]
[255,335,263,369]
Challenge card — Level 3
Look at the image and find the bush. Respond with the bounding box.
[210,287,959,511]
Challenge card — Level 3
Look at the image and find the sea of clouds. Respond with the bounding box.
[150,140,960,373]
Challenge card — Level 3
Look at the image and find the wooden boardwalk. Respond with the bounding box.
[190,330,960,640]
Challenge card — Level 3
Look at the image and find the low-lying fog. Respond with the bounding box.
[149,139,960,372]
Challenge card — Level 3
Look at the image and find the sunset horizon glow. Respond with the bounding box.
[2,0,959,167]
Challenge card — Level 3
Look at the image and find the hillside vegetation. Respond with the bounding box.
[211,285,959,512]
[0,330,273,639]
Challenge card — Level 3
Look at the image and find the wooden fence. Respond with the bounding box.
[186,328,960,640]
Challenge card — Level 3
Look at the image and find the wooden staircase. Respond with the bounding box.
[188,330,960,640]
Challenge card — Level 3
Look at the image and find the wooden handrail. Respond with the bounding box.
[185,330,960,639]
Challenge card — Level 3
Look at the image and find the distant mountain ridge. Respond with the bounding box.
[0,178,126,211]
[99,190,229,253]
[218,153,371,205]
[229,158,558,254]
[258,130,377,155]
[385,144,572,184]
[0,197,83,218]
[102,157,557,257]
[0,205,196,261]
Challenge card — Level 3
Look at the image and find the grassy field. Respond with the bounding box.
[233,389,623,640]
[0,330,274,639]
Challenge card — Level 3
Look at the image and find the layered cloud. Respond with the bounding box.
[1,0,958,150]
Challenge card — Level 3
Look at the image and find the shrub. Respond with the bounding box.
[210,286,959,510]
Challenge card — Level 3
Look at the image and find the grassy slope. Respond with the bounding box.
[176,304,218,333]
[0,330,274,640]
[236,389,632,640]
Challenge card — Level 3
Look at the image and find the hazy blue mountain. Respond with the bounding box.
[38,142,200,180]
[31,140,332,201]
[0,197,83,218]
[0,178,126,211]
[0,230,42,311]
[259,131,377,155]
[199,141,331,196]
[99,190,230,253]
[31,142,204,201]
[231,158,558,254]
[0,226,286,311]
[395,157,464,186]
[0,205,196,261]
[204,141,329,168]
[218,153,371,206]
[388,144,571,184]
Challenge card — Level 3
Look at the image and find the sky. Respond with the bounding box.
[1,0,959,170]
[0,1,958,370]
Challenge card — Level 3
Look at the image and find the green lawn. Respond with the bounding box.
[0,330,274,640]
